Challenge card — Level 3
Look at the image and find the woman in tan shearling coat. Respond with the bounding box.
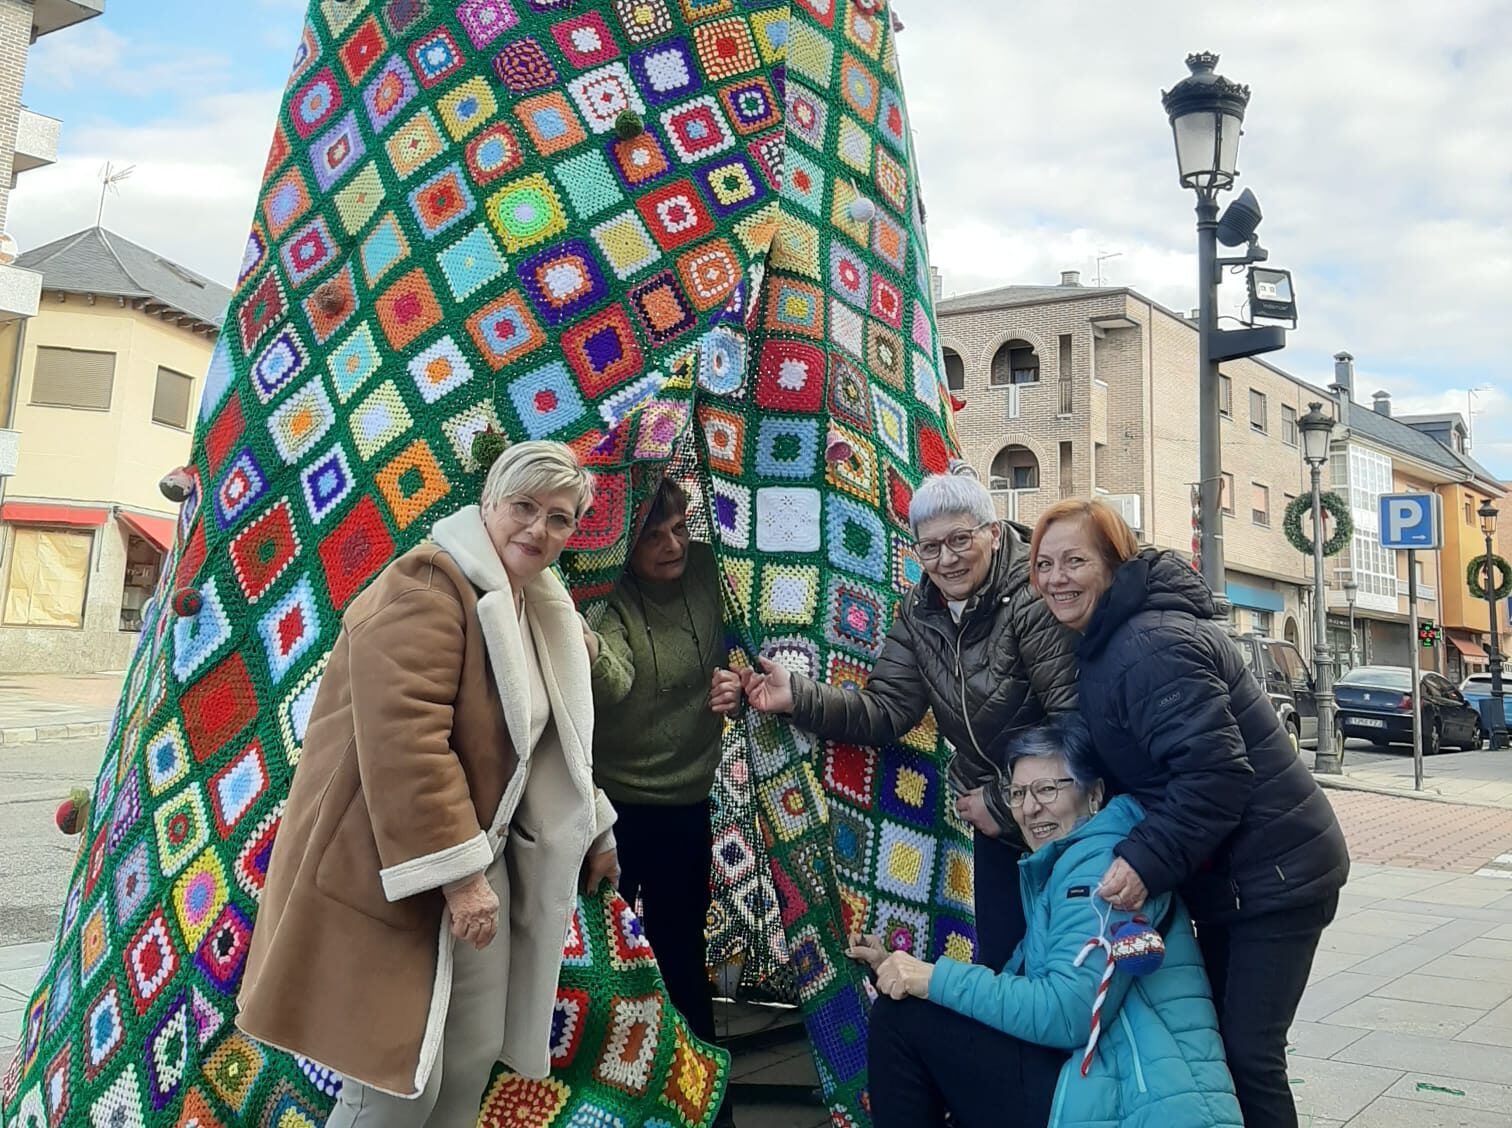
[238,441,619,1128]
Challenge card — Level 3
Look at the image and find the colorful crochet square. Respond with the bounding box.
[1,2,973,1127]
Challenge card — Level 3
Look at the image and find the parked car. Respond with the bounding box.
[1335,666,1484,754]
[1459,673,1501,733]
[1228,633,1318,753]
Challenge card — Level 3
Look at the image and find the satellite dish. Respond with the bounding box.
[0,232,19,266]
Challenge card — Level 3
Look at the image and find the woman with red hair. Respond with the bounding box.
[1028,498,1348,1128]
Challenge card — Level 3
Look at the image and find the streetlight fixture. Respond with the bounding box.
[1162,54,1289,600]
[1342,574,1359,670]
[1476,499,1507,749]
[1299,402,1340,773]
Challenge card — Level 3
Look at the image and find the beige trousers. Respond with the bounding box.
[324,860,510,1128]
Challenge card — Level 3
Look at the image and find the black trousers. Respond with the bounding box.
[1196,894,1338,1128]
[614,799,718,1045]
[973,830,1027,972]
[868,995,1067,1128]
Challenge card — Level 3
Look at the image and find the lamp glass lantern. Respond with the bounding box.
[1162,53,1251,193]
[1298,401,1335,467]
[1479,499,1499,538]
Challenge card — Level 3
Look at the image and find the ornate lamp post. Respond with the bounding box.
[1299,402,1340,772]
[1477,499,1507,749]
[1342,574,1359,670]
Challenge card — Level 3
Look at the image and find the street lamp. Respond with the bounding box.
[1162,54,1287,602]
[1342,575,1359,670]
[1299,402,1340,773]
[1477,499,1507,749]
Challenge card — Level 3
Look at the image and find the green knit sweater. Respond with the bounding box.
[589,542,726,805]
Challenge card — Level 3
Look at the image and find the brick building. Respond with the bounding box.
[936,273,1507,670]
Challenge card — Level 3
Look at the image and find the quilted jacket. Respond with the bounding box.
[787,520,1078,834]
[1076,549,1350,923]
[928,796,1243,1128]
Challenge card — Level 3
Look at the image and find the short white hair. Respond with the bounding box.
[480,440,594,515]
[909,463,995,536]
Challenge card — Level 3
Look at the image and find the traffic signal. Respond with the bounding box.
[1418,620,1438,648]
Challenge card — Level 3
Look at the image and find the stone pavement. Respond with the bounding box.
[1327,745,1512,811]
[0,673,123,746]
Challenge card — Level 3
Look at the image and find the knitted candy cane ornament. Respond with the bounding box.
[1072,898,1167,1076]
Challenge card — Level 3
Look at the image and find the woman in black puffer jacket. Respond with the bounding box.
[1029,498,1349,1128]
[743,466,1078,970]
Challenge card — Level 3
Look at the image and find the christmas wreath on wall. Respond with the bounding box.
[1467,554,1512,601]
[1284,492,1353,557]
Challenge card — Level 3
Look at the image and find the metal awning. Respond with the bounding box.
[117,510,176,554]
[0,502,107,527]
[1449,635,1488,661]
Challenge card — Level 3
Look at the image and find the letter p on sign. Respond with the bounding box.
[1378,493,1440,550]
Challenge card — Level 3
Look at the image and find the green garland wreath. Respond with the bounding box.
[1283,492,1353,557]
[1468,554,1512,601]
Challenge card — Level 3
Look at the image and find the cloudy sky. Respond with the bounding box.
[12,0,1509,478]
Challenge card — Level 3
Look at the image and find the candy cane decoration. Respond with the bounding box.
[1073,934,1116,1077]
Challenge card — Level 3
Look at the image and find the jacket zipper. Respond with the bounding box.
[1119,1010,1148,1094]
[1230,877,1242,912]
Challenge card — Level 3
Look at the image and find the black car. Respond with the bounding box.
[1228,633,1318,753]
[1334,666,1484,754]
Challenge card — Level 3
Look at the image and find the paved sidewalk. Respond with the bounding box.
[1323,746,1512,811]
[0,673,123,746]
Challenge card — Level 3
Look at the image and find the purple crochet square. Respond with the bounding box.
[457,0,520,48]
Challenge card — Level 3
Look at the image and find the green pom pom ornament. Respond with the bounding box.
[614,110,644,140]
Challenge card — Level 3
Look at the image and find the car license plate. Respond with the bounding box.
[1354,717,1387,728]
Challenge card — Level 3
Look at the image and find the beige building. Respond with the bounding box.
[0,228,226,672]
[936,274,1507,668]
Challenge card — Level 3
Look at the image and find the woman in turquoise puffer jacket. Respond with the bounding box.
[849,716,1242,1128]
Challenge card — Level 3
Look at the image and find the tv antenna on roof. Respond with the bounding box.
[1094,250,1123,287]
[97,161,136,227]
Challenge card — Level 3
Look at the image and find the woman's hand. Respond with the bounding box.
[740,656,794,714]
[845,932,889,971]
[875,951,934,1001]
[580,846,621,893]
[444,872,500,950]
[955,787,1001,837]
[1098,857,1149,911]
[708,668,743,717]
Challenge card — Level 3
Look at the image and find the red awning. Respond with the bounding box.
[118,511,177,553]
[0,502,107,528]
[1450,635,1489,661]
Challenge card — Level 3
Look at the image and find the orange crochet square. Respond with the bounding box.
[374,268,443,350]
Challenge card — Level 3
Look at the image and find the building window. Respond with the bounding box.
[1220,472,1235,515]
[990,444,1040,491]
[152,367,194,430]
[1219,374,1232,417]
[1058,334,1073,414]
[1281,404,1298,446]
[30,347,116,411]
[1059,441,1073,499]
[990,339,1039,386]
[942,348,965,392]
[1249,389,1268,433]
[1251,482,1270,527]
[1249,609,1274,637]
[1347,446,1397,601]
[1465,499,1473,525]
[2,527,92,628]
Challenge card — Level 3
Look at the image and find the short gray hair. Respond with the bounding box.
[480,440,594,515]
[909,463,995,536]
[1006,716,1101,792]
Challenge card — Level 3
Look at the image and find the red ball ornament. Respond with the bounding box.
[172,587,203,617]
[55,798,81,835]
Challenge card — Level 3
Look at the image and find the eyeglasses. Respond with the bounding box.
[915,523,989,561]
[508,497,577,537]
[1006,778,1077,808]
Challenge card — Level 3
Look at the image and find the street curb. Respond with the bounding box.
[1314,772,1512,811]
[0,721,109,747]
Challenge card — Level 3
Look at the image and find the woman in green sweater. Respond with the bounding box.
[587,475,741,1124]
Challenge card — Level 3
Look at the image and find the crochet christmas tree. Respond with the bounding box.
[0,1,973,1126]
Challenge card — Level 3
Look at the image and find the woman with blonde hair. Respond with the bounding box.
[240,440,620,1128]
[1029,497,1347,1128]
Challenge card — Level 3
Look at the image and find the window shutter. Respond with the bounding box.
[152,367,194,429]
[30,347,116,410]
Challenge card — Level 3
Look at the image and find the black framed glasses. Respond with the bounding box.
[915,522,989,561]
[1006,778,1077,808]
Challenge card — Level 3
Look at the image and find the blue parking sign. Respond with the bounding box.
[1379,493,1441,550]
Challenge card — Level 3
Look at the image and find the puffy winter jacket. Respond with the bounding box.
[1076,549,1349,922]
[929,796,1242,1128]
[788,521,1078,833]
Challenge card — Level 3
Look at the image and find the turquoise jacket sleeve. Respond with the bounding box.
[927,842,1174,1051]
